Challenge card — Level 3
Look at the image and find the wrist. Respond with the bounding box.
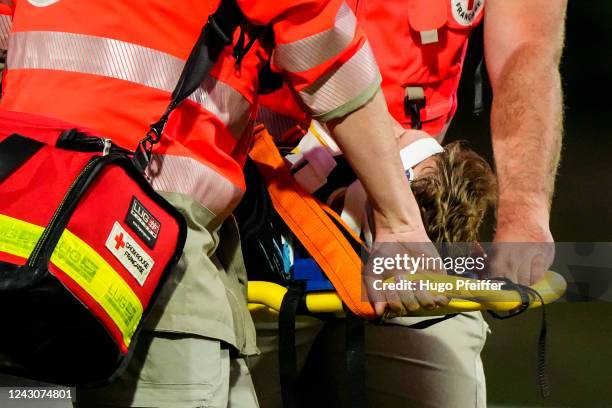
[497,197,550,226]
[495,206,553,243]
[372,209,428,241]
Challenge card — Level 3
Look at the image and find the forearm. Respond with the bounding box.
[326,90,426,235]
[491,44,563,230]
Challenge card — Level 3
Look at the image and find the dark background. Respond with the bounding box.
[445,1,612,406]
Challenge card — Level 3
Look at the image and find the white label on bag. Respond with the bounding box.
[105,222,154,286]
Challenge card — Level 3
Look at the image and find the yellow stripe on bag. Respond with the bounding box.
[0,214,143,347]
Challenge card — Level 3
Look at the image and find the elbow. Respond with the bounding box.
[489,40,563,91]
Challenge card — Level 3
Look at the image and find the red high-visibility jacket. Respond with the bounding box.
[260,0,484,138]
[0,0,380,217]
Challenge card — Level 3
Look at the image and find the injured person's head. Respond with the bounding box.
[405,137,498,243]
[287,124,498,244]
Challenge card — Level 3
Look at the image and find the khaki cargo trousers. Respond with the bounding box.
[250,311,489,408]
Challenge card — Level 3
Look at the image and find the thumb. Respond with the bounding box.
[530,253,547,285]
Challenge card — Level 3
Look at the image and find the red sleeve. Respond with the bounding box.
[239,0,381,121]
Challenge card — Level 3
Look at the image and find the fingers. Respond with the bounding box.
[414,288,436,310]
[365,239,453,317]
[386,286,408,316]
[414,284,450,310]
[492,245,553,286]
[516,256,534,286]
[376,276,451,317]
[488,247,519,283]
[530,246,554,284]
[383,290,450,316]
[397,284,420,312]
[434,295,450,306]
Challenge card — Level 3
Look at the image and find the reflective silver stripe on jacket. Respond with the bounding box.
[148,154,243,217]
[256,106,303,141]
[7,31,251,138]
[0,14,10,50]
[299,41,379,117]
[273,1,356,73]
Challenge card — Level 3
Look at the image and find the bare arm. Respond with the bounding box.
[327,91,447,315]
[485,0,567,283]
[326,90,426,237]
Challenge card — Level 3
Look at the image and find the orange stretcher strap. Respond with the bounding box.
[249,127,376,319]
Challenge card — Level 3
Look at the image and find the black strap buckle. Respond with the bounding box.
[133,117,167,173]
[404,87,426,130]
[133,139,153,174]
[232,26,265,71]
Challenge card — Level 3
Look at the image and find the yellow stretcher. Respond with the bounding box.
[247,270,567,317]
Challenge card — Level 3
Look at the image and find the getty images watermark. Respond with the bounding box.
[368,251,506,293]
[359,242,585,303]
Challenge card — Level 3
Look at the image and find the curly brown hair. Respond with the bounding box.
[410,141,498,243]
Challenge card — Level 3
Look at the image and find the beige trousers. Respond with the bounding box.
[74,333,259,408]
[250,312,489,408]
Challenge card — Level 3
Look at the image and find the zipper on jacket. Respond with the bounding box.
[27,155,109,268]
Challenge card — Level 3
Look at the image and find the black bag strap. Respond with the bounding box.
[133,0,244,173]
[487,278,550,398]
[278,282,306,408]
[467,22,488,116]
[345,308,367,408]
